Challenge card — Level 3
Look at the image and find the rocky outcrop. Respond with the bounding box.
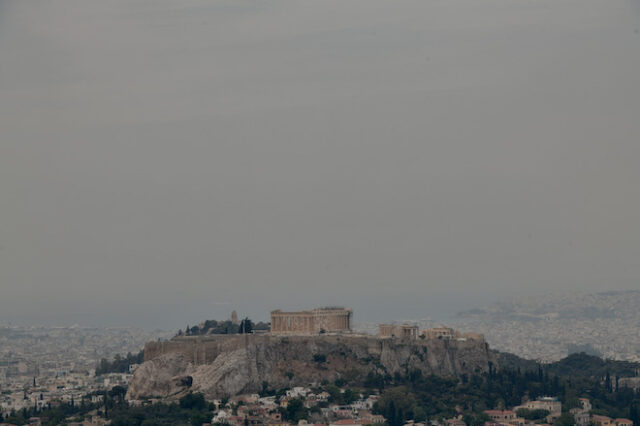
[127,334,495,400]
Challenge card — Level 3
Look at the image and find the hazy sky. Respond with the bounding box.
[1,0,640,329]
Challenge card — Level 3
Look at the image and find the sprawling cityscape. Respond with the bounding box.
[0,325,168,417]
[453,291,640,363]
[2,0,639,423]
[2,292,640,425]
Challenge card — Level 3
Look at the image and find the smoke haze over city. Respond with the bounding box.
[1,0,640,330]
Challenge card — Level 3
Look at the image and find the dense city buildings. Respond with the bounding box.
[453,291,640,362]
[2,299,639,425]
[515,396,561,418]
[0,324,168,419]
[484,409,522,425]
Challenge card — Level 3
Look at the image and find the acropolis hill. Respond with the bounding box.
[127,307,494,400]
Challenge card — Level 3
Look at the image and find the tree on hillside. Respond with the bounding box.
[179,392,206,410]
[96,350,144,375]
[554,412,575,426]
[285,398,308,422]
[376,387,416,426]
[239,318,253,334]
[629,402,640,426]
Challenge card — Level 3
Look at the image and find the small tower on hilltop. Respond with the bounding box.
[230,310,239,325]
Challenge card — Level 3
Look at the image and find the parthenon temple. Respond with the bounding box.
[270,307,352,335]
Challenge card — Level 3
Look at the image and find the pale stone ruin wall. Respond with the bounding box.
[379,324,395,338]
[144,337,227,364]
[270,308,352,335]
[421,326,485,342]
[379,324,484,342]
[379,324,419,339]
[144,334,264,364]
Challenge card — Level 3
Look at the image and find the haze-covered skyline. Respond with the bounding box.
[1,0,640,330]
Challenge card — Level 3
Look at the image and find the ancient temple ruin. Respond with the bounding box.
[270,307,352,335]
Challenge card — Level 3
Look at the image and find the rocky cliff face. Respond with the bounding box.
[127,334,495,400]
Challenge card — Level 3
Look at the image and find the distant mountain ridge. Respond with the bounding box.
[457,290,640,320]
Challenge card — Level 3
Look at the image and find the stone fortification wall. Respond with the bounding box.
[130,333,495,400]
[144,337,229,365]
